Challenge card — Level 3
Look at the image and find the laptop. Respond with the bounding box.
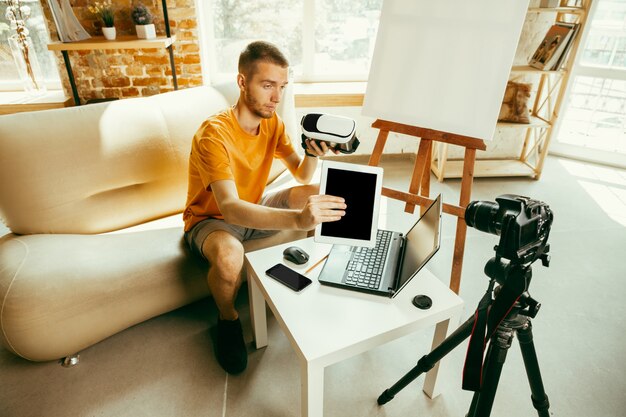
[318,194,442,298]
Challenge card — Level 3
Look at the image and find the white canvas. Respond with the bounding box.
[363,0,529,141]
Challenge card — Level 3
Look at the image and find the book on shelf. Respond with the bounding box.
[550,22,580,70]
[529,22,579,71]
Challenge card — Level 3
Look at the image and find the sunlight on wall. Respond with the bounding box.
[559,159,626,227]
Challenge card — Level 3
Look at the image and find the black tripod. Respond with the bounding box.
[377,257,551,417]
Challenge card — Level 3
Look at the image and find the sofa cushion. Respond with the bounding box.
[0,221,303,361]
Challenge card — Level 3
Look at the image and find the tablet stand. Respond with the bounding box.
[367,119,486,294]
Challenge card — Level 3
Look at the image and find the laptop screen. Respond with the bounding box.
[396,194,442,292]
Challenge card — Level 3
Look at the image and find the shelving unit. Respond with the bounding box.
[47,0,177,105]
[431,1,592,180]
[48,35,175,51]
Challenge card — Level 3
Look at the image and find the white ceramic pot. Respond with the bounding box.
[102,26,116,40]
[136,24,156,40]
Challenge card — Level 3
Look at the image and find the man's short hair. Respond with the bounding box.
[238,41,289,78]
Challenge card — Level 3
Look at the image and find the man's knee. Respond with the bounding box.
[202,231,245,277]
[288,184,319,209]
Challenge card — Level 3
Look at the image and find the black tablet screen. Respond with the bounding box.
[320,168,377,241]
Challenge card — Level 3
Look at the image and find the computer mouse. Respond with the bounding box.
[283,246,310,265]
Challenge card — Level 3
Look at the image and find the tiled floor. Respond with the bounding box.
[1,155,625,417]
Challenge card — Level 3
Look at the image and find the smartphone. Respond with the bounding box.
[265,263,312,292]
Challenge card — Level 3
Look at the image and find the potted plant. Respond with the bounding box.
[88,0,116,40]
[131,3,156,39]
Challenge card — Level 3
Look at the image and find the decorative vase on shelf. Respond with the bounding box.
[132,3,156,39]
[8,34,46,96]
[135,23,156,39]
[102,26,116,40]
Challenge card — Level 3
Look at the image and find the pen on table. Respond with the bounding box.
[305,254,329,275]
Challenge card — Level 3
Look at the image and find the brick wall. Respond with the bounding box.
[43,0,202,104]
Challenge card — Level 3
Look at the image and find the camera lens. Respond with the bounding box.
[465,200,500,235]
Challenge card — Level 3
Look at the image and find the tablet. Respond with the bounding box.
[315,160,383,248]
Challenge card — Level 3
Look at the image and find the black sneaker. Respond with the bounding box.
[215,318,248,374]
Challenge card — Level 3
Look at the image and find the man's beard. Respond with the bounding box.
[243,88,274,119]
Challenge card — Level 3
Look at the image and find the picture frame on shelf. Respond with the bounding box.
[529,23,577,70]
[47,0,90,42]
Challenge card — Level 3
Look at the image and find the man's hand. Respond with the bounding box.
[296,195,346,230]
[304,138,341,157]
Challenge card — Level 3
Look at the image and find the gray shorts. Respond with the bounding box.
[184,187,292,260]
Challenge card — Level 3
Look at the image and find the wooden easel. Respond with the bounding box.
[368,119,486,294]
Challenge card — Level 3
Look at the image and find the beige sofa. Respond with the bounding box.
[0,85,305,362]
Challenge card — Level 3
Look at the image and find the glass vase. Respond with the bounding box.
[8,33,47,96]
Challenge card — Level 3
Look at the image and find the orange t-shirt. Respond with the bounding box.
[183,108,295,232]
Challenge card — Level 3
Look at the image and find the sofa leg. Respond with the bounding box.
[60,353,80,367]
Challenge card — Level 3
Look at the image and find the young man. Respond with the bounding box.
[183,41,345,374]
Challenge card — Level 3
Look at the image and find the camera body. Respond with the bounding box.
[465,194,553,264]
[300,113,360,154]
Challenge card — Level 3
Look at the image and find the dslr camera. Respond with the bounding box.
[465,194,553,264]
[300,113,360,154]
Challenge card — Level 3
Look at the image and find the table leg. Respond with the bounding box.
[248,276,268,349]
[301,360,324,417]
[423,310,463,398]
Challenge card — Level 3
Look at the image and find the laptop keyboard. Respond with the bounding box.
[344,229,393,289]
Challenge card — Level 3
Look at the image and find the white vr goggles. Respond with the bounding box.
[300,113,360,154]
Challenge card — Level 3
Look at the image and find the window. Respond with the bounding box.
[552,0,626,167]
[199,0,383,83]
[0,0,61,91]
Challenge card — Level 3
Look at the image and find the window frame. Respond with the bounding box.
[196,0,378,85]
[550,0,626,168]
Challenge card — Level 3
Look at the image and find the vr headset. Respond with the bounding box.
[300,113,360,154]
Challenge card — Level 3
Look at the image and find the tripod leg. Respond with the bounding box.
[467,325,513,417]
[378,315,474,405]
[517,320,550,417]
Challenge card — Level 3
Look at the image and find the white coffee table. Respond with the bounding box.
[245,237,464,417]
